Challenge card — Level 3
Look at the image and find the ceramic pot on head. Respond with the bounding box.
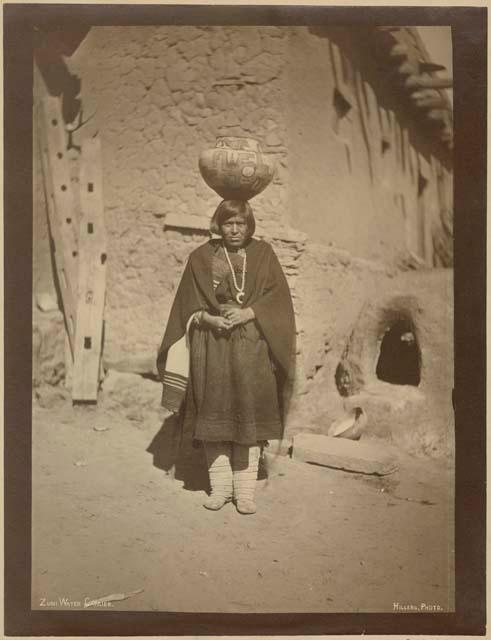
[199,136,276,201]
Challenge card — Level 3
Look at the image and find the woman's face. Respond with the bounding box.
[220,214,249,249]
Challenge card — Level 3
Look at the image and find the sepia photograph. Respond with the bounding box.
[3,2,486,637]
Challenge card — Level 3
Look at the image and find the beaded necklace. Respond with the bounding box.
[223,243,247,304]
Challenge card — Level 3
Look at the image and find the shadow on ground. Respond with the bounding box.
[147,413,209,491]
[147,413,268,490]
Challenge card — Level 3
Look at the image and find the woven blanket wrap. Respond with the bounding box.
[160,314,196,413]
[156,238,296,437]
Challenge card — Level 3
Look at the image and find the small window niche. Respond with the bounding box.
[376,319,421,386]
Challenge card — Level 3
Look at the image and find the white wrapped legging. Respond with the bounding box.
[204,442,260,502]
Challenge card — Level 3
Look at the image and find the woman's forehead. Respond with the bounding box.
[221,213,247,223]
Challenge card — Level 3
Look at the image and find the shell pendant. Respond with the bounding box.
[236,291,245,304]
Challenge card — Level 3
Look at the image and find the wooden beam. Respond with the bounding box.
[36,98,78,356]
[164,213,210,232]
[72,138,107,403]
[419,61,446,73]
[397,61,417,76]
[405,75,453,90]
[389,43,409,59]
[412,96,451,110]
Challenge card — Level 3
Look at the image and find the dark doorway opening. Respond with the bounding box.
[376,320,421,386]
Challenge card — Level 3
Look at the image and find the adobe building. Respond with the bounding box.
[33,26,454,457]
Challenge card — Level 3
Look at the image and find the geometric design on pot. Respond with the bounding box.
[199,136,276,201]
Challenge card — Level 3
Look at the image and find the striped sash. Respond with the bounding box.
[161,313,196,413]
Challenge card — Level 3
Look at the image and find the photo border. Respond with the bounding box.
[4,3,487,636]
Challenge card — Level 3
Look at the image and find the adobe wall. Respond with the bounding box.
[285,27,452,264]
[289,260,454,457]
[285,28,406,260]
[33,26,454,456]
[34,27,294,366]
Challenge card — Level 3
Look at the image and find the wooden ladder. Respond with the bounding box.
[37,97,79,357]
[72,138,107,402]
[37,97,107,403]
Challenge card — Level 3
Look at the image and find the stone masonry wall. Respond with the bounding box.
[33,27,454,455]
[55,26,290,367]
[34,26,452,363]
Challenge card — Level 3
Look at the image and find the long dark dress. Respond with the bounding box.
[187,245,282,445]
[157,238,296,446]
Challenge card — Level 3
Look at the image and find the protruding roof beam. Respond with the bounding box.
[405,75,453,90]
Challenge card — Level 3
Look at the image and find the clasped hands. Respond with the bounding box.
[202,307,255,332]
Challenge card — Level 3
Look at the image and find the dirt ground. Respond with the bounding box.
[31,392,455,614]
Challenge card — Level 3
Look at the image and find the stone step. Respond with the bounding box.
[292,433,398,475]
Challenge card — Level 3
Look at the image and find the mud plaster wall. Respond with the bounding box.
[34,26,294,366]
[291,261,454,456]
[33,27,454,453]
[285,28,452,263]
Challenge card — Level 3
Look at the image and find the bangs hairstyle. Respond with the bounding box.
[210,200,256,237]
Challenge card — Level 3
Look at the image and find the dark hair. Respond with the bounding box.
[210,200,256,237]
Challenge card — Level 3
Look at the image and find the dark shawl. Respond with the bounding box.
[157,238,296,423]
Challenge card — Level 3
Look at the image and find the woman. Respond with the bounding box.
[157,200,295,515]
